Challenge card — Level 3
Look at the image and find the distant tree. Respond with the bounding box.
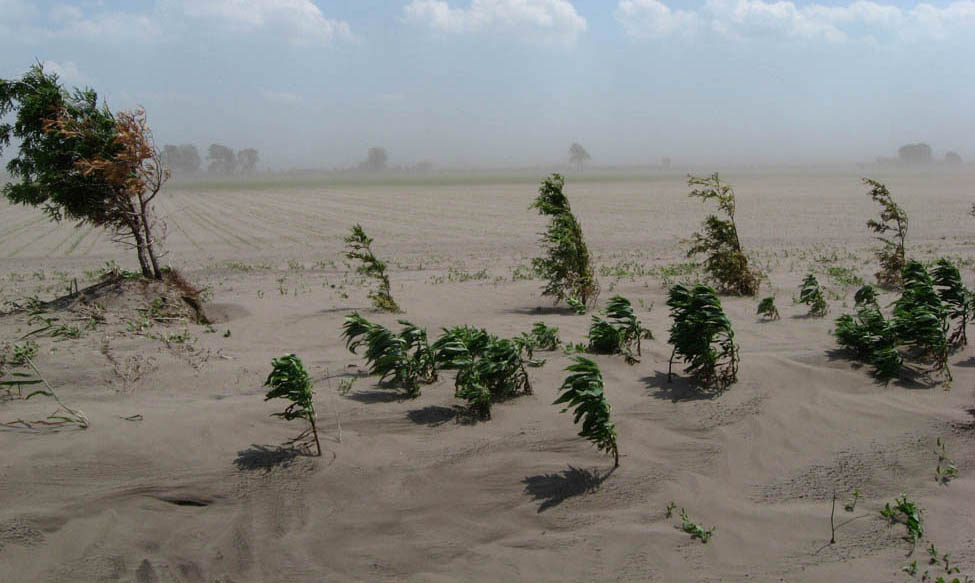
[945,151,962,166]
[160,144,201,176]
[359,147,388,172]
[568,143,590,171]
[661,157,672,169]
[897,143,932,165]
[0,64,168,279]
[207,143,237,175]
[237,148,259,173]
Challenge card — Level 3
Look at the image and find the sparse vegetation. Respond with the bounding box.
[931,258,969,349]
[686,173,760,296]
[757,296,780,320]
[881,494,923,547]
[667,283,739,390]
[676,507,715,543]
[525,321,561,352]
[341,313,436,397]
[344,224,399,312]
[554,357,619,467]
[587,295,652,364]
[798,273,828,317]
[934,438,958,485]
[263,354,321,456]
[864,178,908,288]
[530,174,599,310]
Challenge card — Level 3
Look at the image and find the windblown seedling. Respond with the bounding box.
[864,178,908,288]
[264,354,321,456]
[344,224,399,312]
[799,273,828,317]
[667,283,739,390]
[587,295,652,364]
[554,357,619,467]
[342,313,436,397]
[677,507,715,543]
[686,173,760,296]
[881,494,923,547]
[757,296,780,320]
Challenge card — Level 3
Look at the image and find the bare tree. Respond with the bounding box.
[569,143,591,171]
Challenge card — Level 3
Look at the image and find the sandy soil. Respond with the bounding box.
[1,171,974,582]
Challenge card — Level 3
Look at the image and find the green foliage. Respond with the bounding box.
[686,173,759,296]
[834,305,899,378]
[854,284,878,307]
[844,488,860,513]
[554,357,619,466]
[934,437,959,485]
[527,321,561,351]
[341,313,436,397]
[931,258,969,349]
[881,494,923,546]
[344,224,399,312]
[757,296,780,320]
[530,174,599,309]
[264,354,320,456]
[799,273,828,317]
[892,260,950,380]
[587,295,652,364]
[566,297,586,315]
[677,508,715,543]
[864,178,908,288]
[666,283,739,390]
[433,325,537,419]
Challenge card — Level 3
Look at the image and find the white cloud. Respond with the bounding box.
[616,0,700,38]
[619,0,975,43]
[178,0,352,45]
[404,0,588,45]
[41,60,87,85]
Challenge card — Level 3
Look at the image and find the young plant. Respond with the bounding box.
[264,354,320,456]
[844,488,861,513]
[881,494,923,546]
[587,295,652,364]
[1,357,89,429]
[892,260,950,381]
[344,224,399,312]
[854,284,879,308]
[341,313,436,397]
[757,296,780,320]
[834,305,900,379]
[528,321,561,351]
[686,173,760,296]
[677,508,715,543]
[934,437,959,485]
[931,258,969,349]
[566,297,587,315]
[864,178,908,288]
[530,174,599,310]
[554,357,619,467]
[667,283,739,390]
[798,273,828,317]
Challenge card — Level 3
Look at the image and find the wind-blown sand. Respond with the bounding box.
[1,171,974,582]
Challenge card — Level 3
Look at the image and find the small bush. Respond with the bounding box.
[892,261,949,380]
[686,173,760,296]
[530,174,599,310]
[864,178,908,288]
[798,273,828,317]
[554,357,619,467]
[527,321,561,351]
[341,313,436,397]
[587,295,652,364]
[667,283,739,390]
[264,354,320,456]
[931,258,969,349]
[757,296,780,320]
[881,494,923,546]
[344,224,399,312]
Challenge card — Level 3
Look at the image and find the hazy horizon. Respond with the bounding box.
[2,0,973,170]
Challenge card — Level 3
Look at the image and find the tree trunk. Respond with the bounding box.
[138,196,162,279]
[128,222,153,278]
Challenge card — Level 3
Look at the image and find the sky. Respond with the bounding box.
[1,0,973,169]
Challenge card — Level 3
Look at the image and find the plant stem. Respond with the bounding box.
[830,490,836,544]
[25,357,89,428]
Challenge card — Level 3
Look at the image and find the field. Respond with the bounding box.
[1,170,974,582]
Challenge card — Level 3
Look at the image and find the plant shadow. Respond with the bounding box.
[642,371,719,402]
[522,465,615,513]
[234,444,305,472]
[505,305,579,316]
[405,405,469,427]
[345,388,412,404]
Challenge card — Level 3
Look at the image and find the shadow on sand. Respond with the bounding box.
[522,465,615,513]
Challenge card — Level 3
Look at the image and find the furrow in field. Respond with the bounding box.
[179,205,253,250]
[199,191,330,242]
[0,215,50,247]
[6,224,64,257]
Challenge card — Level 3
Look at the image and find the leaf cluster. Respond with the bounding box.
[667,283,739,390]
[757,296,780,320]
[864,178,908,288]
[798,273,828,317]
[344,224,399,312]
[587,295,652,364]
[530,174,599,309]
[264,354,320,455]
[342,313,436,397]
[521,321,561,352]
[677,508,715,543]
[686,173,760,296]
[554,357,618,466]
[881,494,923,545]
[892,261,950,380]
[931,258,969,349]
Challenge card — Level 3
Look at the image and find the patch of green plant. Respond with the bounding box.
[799,273,828,317]
[757,296,780,320]
[264,354,320,456]
[931,258,969,349]
[667,283,739,390]
[526,321,561,351]
[686,173,760,296]
[844,488,861,512]
[344,224,399,312]
[649,262,700,288]
[676,507,715,543]
[554,356,619,466]
[881,494,923,546]
[934,437,959,485]
[864,178,908,288]
[530,174,599,310]
[892,260,950,381]
[854,284,879,307]
[586,295,652,364]
[341,313,436,397]
[566,297,586,315]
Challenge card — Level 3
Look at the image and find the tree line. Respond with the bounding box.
[160,143,259,176]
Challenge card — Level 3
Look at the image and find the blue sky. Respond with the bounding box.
[1,0,972,168]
